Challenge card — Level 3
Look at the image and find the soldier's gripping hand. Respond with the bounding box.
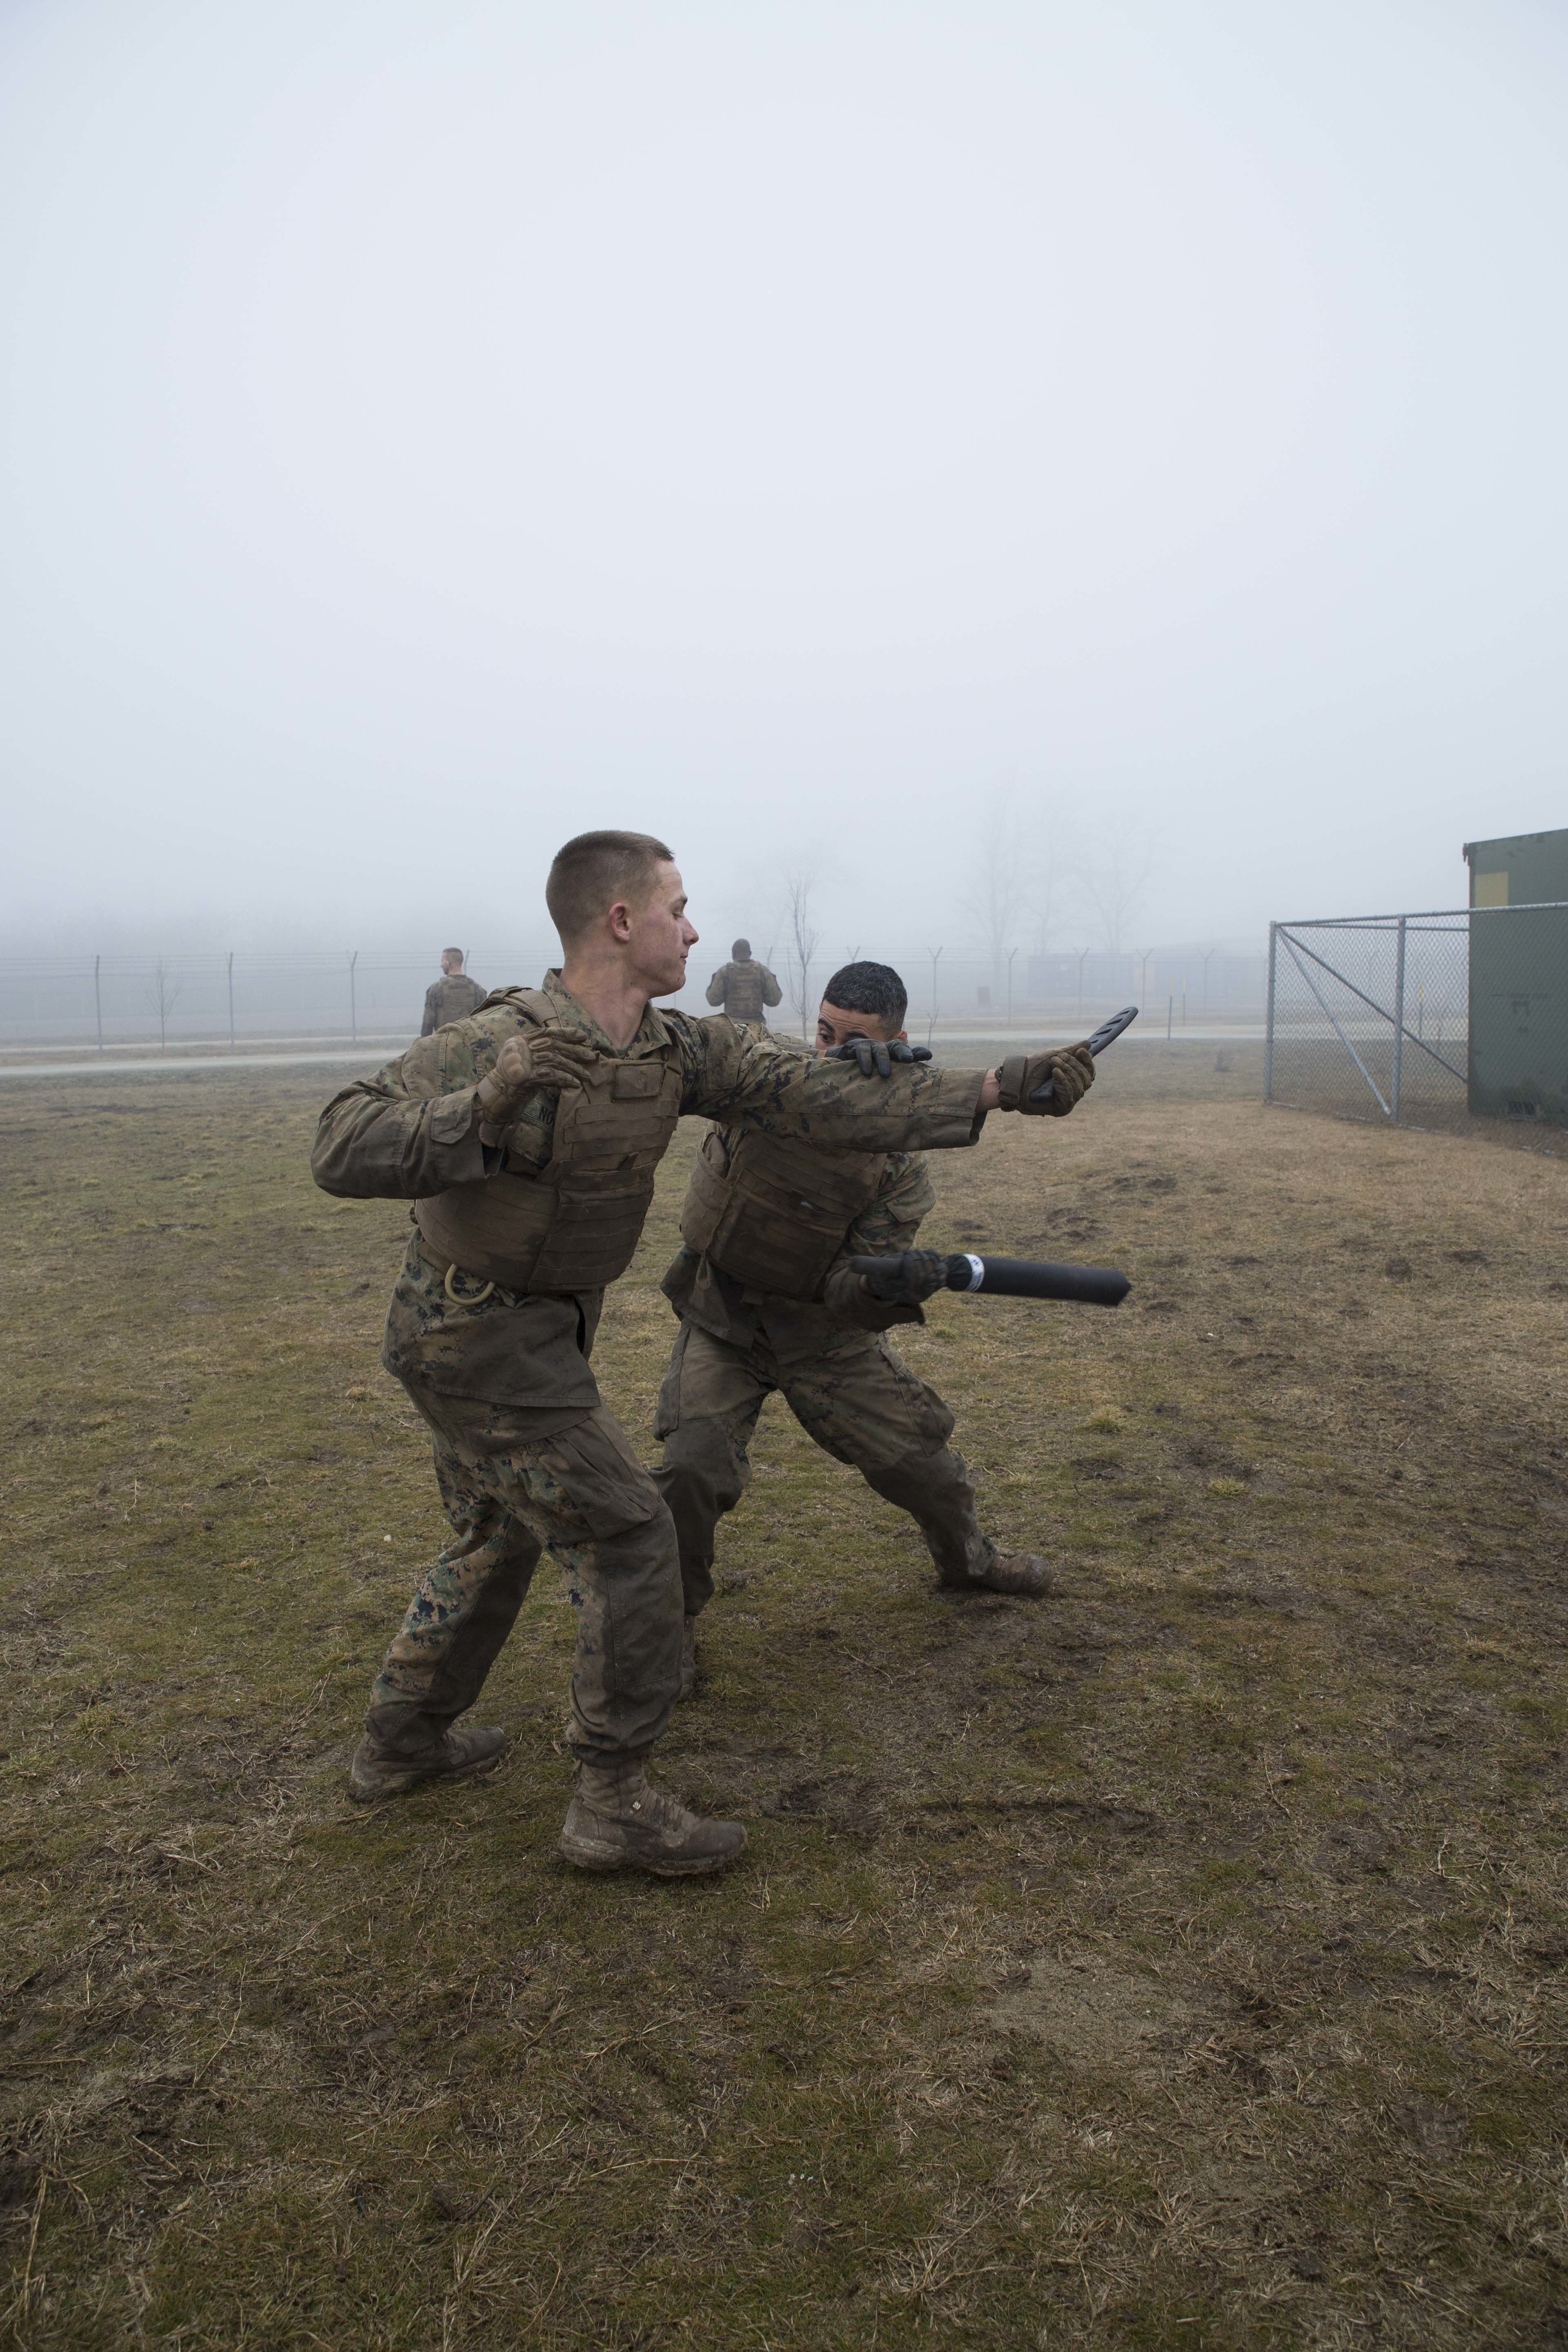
[825,1038,934,1080]
[860,1249,951,1305]
[475,1028,599,1140]
[994,1042,1096,1117]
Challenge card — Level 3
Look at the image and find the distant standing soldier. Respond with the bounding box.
[705,938,782,1027]
[653,960,1096,1694]
[421,949,486,1036]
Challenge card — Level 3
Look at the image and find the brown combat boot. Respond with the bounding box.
[940,1550,1056,1599]
[677,1615,698,1702]
[348,1723,508,1803]
[559,1760,745,1877]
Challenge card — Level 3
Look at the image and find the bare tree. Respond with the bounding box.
[1030,801,1078,958]
[1081,822,1158,955]
[144,958,182,1051]
[959,788,1029,1002]
[783,869,821,1042]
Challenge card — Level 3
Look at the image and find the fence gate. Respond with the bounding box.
[1264,903,1568,1134]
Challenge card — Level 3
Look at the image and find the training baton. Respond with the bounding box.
[848,1254,1131,1308]
[1029,1003,1140,1103]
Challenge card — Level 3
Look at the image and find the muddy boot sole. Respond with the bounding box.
[938,1553,1057,1599]
[348,1728,508,1804]
[558,1797,746,1878]
[558,1835,744,1878]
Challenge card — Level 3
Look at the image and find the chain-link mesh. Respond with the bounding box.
[1265,904,1568,1136]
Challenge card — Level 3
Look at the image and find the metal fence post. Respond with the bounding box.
[94,954,103,1053]
[227,951,236,1050]
[1264,924,1277,1100]
[926,945,942,1045]
[1391,915,1406,1123]
[349,950,359,1045]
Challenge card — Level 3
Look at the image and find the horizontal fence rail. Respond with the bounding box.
[0,946,1269,1054]
[1264,903,1568,1135]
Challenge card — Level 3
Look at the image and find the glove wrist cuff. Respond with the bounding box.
[996,1055,1029,1114]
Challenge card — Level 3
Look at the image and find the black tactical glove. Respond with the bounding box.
[995,1043,1095,1117]
[859,1249,951,1305]
[825,1038,934,1080]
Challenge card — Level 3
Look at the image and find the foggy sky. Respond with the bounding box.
[2,0,1566,964]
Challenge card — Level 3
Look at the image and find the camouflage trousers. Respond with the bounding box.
[368,1387,684,1766]
[651,1319,998,1616]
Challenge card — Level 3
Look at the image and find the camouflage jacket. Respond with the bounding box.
[704,959,783,1025]
[421,973,487,1035]
[312,971,984,1416]
[662,1145,939,1364]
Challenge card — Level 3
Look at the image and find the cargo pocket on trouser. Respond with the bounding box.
[880,1339,957,1454]
[784,1335,956,1471]
[543,1408,683,1762]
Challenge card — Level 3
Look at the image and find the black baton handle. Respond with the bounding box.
[949,1251,1123,1307]
[846,1254,1132,1307]
[944,1254,1131,1306]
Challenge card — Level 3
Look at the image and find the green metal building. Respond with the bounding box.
[1462,828,1568,1120]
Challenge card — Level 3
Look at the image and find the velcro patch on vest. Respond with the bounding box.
[611,1062,667,1099]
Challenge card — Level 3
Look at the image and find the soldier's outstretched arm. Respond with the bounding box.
[311,1022,597,1199]
[675,1017,987,1153]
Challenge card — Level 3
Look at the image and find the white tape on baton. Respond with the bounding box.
[962,1254,985,1290]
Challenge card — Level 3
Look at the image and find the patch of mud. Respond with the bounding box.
[986,1943,1202,2069]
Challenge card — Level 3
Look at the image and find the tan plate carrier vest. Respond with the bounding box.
[681,1124,886,1301]
[414,991,685,1294]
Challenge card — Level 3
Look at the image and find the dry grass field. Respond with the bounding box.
[2,1042,1565,2350]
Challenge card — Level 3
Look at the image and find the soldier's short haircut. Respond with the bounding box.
[821,960,908,1032]
[732,938,751,960]
[442,948,464,965]
[546,831,675,946]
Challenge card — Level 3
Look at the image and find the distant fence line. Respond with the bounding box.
[0,945,1268,1051]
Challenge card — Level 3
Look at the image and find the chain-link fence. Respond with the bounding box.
[0,944,1269,1057]
[1265,903,1568,1134]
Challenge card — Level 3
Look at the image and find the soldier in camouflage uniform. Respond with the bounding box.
[421,949,487,1036]
[312,836,1084,1878]
[653,961,1096,1693]
[705,938,782,1027]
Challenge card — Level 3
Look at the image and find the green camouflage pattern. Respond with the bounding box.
[369,1385,684,1765]
[421,972,488,1035]
[704,958,783,1024]
[651,1316,997,1617]
[381,1232,602,1417]
[663,1142,938,1358]
[313,972,986,1772]
[312,969,984,1207]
